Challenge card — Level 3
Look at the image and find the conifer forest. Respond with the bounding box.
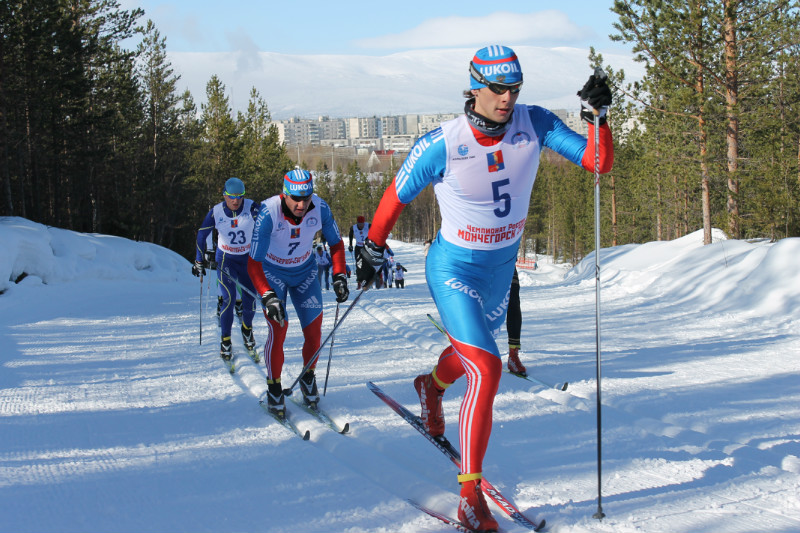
[2,1,799,262]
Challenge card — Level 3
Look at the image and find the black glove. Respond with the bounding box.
[261,289,286,325]
[332,273,349,303]
[356,239,385,289]
[348,245,353,253]
[578,70,612,125]
[191,260,206,277]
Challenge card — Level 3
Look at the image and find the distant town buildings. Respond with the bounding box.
[270,110,589,151]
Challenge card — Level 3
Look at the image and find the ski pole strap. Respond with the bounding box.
[285,288,366,394]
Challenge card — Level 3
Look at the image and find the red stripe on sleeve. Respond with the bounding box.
[367,179,407,247]
[581,122,614,174]
[329,240,346,275]
[247,256,271,296]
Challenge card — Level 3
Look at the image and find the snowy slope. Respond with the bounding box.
[1,216,799,533]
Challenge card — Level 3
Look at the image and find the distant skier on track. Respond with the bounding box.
[357,45,614,532]
[193,177,260,367]
[248,169,349,418]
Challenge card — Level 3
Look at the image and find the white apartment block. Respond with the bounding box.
[271,109,611,148]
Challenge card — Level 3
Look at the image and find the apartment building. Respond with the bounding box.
[272,109,597,148]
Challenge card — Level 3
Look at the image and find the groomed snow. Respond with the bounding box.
[1,216,799,532]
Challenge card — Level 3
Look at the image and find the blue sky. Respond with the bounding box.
[118,1,639,118]
[122,1,628,55]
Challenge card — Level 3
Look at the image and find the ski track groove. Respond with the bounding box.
[206,313,536,532]
[358,291,800,532]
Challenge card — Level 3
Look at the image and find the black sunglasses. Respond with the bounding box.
[469,62,523,95]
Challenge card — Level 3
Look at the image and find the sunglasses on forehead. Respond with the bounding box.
[469,62,523,95]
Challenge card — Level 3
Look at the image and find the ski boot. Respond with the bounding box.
[299,369,319,407]
[241,324,260,363]
[220,337,234,373]
[458,476,499,533]
[267,379,285,418]
[220,337,233,361]
[241,324,256,350]
[414,372,445,437]
[507,346,527,377]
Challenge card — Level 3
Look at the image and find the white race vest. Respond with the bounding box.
[213,199,256,255]
[437,110,540,250]
[260,195,323,268]
[351,223,369,246]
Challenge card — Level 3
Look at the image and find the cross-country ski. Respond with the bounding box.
[4,0,799,529]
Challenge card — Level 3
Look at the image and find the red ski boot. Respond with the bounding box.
[413,373,445,437]
[458,477,499,533]
[507,346,527,376]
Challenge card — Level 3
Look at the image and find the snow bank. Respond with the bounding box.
[0,217,188,293]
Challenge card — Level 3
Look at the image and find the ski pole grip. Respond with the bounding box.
[592,66,607,116]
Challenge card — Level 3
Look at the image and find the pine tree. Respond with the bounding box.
[237,87,293,202]
[136,19,194,247]
[191,75,240,208]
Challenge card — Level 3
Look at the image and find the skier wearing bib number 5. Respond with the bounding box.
[247,169,349,418]
[356,45,614,532]
[192,177,261,364]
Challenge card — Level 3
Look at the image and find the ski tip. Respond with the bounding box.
[560,382,569,391]
[340,422,350,434]
[302,430,311,441]
[535,518,547,531]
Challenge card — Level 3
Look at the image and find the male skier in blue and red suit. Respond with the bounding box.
[247,169,349,417]
[356,45,614,532]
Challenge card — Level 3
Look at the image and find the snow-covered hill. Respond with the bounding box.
[1,216,799,533]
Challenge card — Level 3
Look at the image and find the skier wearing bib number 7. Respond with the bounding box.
[248,169,350,418]
[356,45,614,532]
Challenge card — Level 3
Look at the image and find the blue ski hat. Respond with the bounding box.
[469,45,523,90]
[224,177,245,197]
[282,169,313,197]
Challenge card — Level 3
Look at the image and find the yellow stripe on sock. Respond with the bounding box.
[431,366,451,390]
[457,472,482,483]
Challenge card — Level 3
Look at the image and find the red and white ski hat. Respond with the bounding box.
[469,45,523,90]
[283,169,313,197]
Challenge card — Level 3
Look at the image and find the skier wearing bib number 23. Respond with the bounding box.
[192,177,261,364]
[356,45,614,532]
[248,169,350,418]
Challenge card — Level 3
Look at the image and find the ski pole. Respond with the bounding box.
[425,313,566,390]
[285,289,366,395]
[218,267,365,392]
[322,302,340,396]
[592,65,606,521]
[199,271,204,346]
[218,266,256,300]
